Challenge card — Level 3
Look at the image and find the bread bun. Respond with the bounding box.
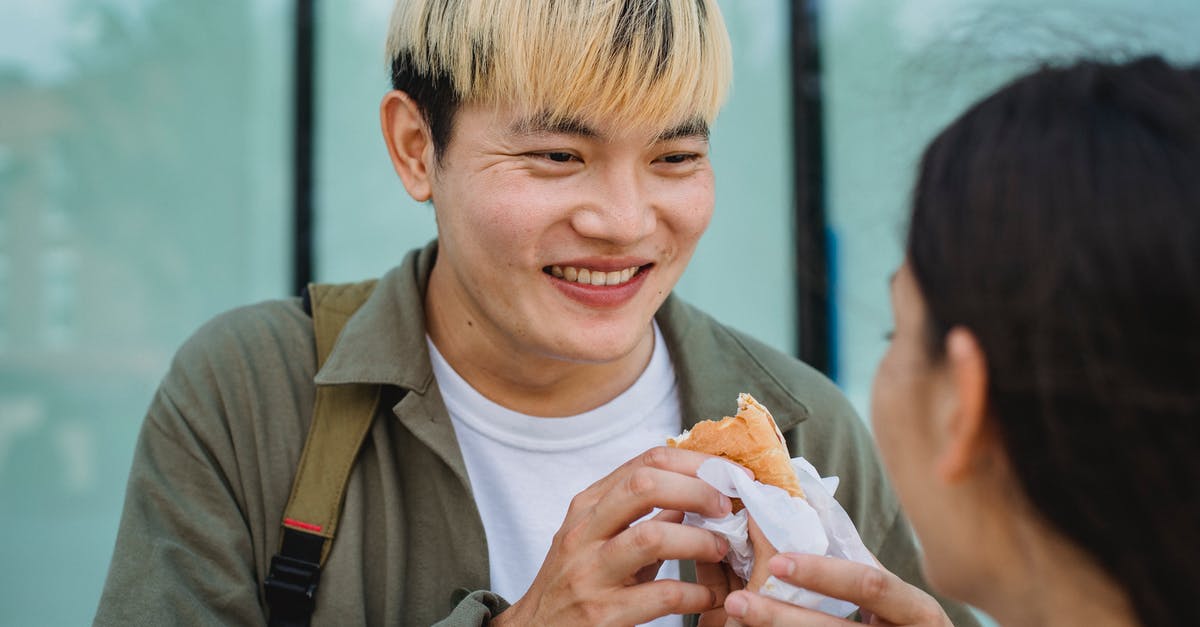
[668,393,805,508]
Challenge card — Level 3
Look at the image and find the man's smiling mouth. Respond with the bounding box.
[544,264,649,286]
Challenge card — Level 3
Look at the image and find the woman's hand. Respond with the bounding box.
[722,553,953,626]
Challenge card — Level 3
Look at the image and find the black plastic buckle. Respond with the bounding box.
[264,553,321,617]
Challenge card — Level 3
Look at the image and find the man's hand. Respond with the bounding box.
[696,560,745,627]
[493,446,738,626]
[698,511,775,626]
[721,553,953,627]
[743,515,779,593]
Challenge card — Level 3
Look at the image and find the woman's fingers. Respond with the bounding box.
[723,590,857,627]
[763,553,952,626]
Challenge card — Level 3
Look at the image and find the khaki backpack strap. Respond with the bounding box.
[280,279,381,556]
[264,279,379,627]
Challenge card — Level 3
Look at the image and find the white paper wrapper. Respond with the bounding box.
[684,457,878,618]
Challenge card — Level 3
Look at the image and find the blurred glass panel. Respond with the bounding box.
[314,0,438,285]
[0,0,291,623]
[683,0,795,353]
[822,0,1200,416]
[315,0,797,353]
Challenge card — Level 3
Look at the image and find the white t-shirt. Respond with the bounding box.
[428,323,685,627]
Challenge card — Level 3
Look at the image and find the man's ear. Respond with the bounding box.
[380,90,434,202]
[935,327,996,483]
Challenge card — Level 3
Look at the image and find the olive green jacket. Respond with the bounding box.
[95,243,978,626]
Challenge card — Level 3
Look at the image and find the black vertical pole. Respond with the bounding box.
[292,0,316,295]
[791,0,831,375]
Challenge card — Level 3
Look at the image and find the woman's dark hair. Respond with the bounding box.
[907,56,1200,626]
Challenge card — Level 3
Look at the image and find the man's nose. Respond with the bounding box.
[570,170,657,245]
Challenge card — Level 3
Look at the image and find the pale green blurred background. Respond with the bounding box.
[0,0,1197,624]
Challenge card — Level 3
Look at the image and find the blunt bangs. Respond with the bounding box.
[386,0,732,130]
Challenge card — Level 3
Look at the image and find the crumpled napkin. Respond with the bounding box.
[683,457,877,618]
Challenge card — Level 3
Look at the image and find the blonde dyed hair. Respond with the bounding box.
[385,0,732,132]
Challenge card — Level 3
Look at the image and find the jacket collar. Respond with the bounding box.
[316,239,810,432]
[313,241,438,392]
[656,296,811,433]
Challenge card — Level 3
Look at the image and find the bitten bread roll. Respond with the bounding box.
[668,393,805,506]
[669,393,804,592]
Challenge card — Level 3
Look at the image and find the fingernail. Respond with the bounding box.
[769,554,795,577]
[725,592,748,617]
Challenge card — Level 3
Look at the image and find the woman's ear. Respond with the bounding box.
[935,327,997,483]
[380,90,434,202]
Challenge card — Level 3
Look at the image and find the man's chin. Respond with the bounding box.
[544,331,654,366]
[548,346,642,366]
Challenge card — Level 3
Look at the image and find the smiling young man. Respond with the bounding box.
[410,103,713,418]
[95,1,978,626]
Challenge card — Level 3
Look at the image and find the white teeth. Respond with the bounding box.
[550,264,643,286]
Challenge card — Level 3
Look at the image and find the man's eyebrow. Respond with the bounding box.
[508,113,709,142]
[657,118,710,142]
[510,113,599,139]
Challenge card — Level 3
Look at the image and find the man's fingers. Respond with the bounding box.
[599,520,728,579]
[767,554,950,625]
[586,463,732,539]
[744,516,779,592]
[597,446,720,494]
[723,590,856,627]
[635,445,726,475]
[696,560,742,610]
[650,508,686,524]
[632,560,664,585]
[614,580,723,624]
[560,447,729,532]
[697,609,729,627]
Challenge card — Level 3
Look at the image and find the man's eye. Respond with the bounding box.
[660,153,698,164]
[543,152,576,163]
